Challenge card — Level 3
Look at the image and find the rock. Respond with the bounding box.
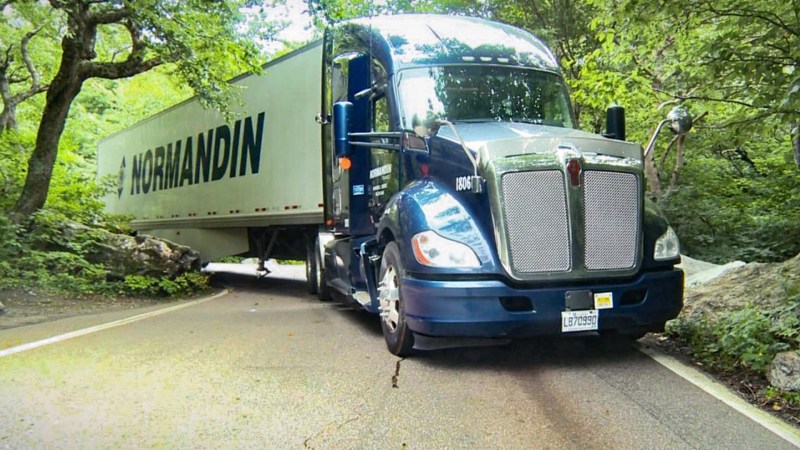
[679,253,800,321]
[35,219,200,278]
[769,351,800,392]
[679,256,746,288]
[0,300,5,314]
[677,255,721,277]
[86,232,200,278]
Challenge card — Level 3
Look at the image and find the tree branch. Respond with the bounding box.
[20,28,44,92]
[79,21,162,80]
[677,95,759,109]
[0,45,12,71]
[699,0,799,39]
[88,8,129,26]
[699,110,786,130]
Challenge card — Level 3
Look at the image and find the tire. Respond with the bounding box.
[378,242,415,356]
[306,239,318,295]
[314,237,332,302]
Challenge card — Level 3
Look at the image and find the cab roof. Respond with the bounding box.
[345,14,560,72]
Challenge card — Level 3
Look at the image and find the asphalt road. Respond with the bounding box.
[0,267,797,449]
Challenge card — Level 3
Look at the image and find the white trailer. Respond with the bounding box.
[98,42,325,261]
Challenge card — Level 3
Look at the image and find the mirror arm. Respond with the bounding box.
[644,119,670,158]
[438,119,483,194]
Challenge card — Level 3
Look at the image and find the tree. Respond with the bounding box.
[584,0,799,167]
[581,0,800,261]
[4,0,263,219]
[0,28,48,133]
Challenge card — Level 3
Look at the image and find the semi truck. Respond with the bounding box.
[98,14,686,356]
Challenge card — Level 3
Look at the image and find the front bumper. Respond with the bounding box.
[401,269,684,337]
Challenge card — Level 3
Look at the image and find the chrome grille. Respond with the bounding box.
[501,171,571,273]
[583,171,639,270]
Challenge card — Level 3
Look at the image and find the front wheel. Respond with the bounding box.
[378,242,415,356]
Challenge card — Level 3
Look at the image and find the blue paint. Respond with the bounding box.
[400,270,683,337]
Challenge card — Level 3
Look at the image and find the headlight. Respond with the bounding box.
[654,226,680,261]
[411,230,480,268]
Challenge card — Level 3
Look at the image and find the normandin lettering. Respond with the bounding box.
[129,112,265,196]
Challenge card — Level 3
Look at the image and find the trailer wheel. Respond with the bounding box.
[378,242,414,356]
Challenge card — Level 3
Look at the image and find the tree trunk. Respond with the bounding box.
[0,104,14,133]
[669,134,686,189]
[11,76,82,219]
[644,149,662,201]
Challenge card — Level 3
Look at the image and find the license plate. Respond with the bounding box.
[561,309,599,332]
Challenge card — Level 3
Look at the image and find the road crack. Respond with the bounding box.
[391,357,405,388]
[303,415,359,449]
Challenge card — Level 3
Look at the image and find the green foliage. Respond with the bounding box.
[667,292,800,374]
[662,133,800,262]
[120,272,210,297]
[765,385,800,408]
[0,210,209,298]
[276,259,304,265]
[667,291,800,407]
[565,0,800,262]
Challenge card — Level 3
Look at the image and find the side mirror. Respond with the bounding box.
[604,105,626,141]
[644,105,694,157]
[411,111,443,138]
[333,101,353,157]
[667,106,693,135]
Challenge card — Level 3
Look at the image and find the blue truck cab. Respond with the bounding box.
[316,14,684,356]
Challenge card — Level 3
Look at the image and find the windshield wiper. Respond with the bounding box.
[508,118,543,125]
[449,118,496,124]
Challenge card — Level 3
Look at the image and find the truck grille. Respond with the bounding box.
[501,171,571,273]
[499,169,640,276]
[583,171,639,270]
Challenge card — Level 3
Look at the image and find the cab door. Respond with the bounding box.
[327,52,373,235]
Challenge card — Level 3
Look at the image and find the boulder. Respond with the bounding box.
[0,300,5,314]
[678,255,746,288]
[47,220,200,278]
[769,351,800,392]
[680,253,800,321]
[86,232,200,278]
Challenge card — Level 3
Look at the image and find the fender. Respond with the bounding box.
[376,179,500,274]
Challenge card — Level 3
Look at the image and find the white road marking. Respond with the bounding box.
[638,344,800,447]
[0,290,229,358]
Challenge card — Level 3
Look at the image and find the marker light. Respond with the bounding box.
[567,159,582,187]
[411,231,480,268]
[339,156,352,170]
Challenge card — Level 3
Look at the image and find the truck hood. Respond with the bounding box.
[435,121,643,165]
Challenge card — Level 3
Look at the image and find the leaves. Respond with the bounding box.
[667,291,800,375]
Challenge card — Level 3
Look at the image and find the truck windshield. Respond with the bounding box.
[397,66,574,129]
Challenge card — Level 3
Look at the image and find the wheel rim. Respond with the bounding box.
[379,265,400,333]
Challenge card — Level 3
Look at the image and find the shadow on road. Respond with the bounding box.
[412,336,647,372]
[210,271,647,371]
[209,271,383,337]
